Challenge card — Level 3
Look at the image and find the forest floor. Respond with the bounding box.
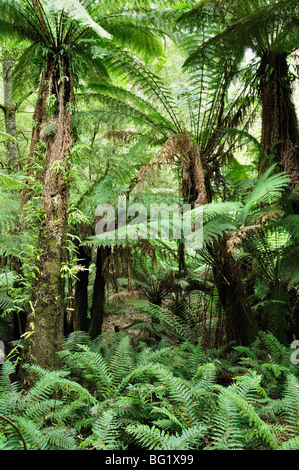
[102,293,150,334]
[102,310,149,333]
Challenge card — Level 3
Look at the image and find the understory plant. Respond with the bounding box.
[0,330,299,450]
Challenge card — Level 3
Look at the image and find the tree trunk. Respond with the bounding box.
[74,243,92,332]
[1,53,19,169]
[259,52,299,211]
[88,246,109,339]
[21,54,74,376]
[208,238,258,346]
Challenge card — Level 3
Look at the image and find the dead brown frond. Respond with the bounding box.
[136,129,208,205]
[105,129,137,145]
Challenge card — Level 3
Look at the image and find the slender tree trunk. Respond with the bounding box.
[88,246,109,339]
[74,243,92,332]
[259,52,299,211]
[21,55,74,376]
[1,52,19,169]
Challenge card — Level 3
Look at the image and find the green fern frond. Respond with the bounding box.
[81,409,120,450]
[240,166,290,222]
[279,435,299,450]
[128,299,190,342]
[23,365,96,405]
[0,172,28,190]
[193,362,217,390]
[214,384,280,450]
[126,422,206,450]
[59,345,113,395]
[125,423,170,450]
[11,415,49,450]
[42,426,77,450]
[207,395,244,450]
[108,335,135,386]
[281,374,299,436]
[0,361,18,392]
[258,331,288,363]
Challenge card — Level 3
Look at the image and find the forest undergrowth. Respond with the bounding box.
[1,326,299,451]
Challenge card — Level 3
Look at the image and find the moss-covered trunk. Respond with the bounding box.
[21,54,74,376]
[1,53,19,169]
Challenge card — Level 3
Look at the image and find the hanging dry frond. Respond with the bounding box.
[105,130,137,145]
[158,129,207,205]
[136,129,208,205]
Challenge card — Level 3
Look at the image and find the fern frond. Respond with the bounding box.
[128,299,190,342]
[82,409,120,450]
[125,423,169,450]
[281,374,299,436]
[108,335,135,386]
[23,365,96,405]
[207,395,244,450]
[279,435,299,450]
[11,415,49,450]
[215,384,280,450]
[240,166,290,223]
[42,426,77,450]
[59,345,113,395]
[0,172,28,190]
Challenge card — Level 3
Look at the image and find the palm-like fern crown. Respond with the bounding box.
[183,0,299,66]
[0,0,173,92]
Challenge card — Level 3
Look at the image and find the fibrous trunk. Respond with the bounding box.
[208,237,258,346]
[175,134,257,346]
[259,52,299,210]
[21,54,74,375]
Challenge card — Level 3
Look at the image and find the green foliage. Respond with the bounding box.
[1,331,299,450]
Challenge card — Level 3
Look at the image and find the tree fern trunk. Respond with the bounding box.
[208,237,258,346]
[21,55,74,376]
[259,52,299,212]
